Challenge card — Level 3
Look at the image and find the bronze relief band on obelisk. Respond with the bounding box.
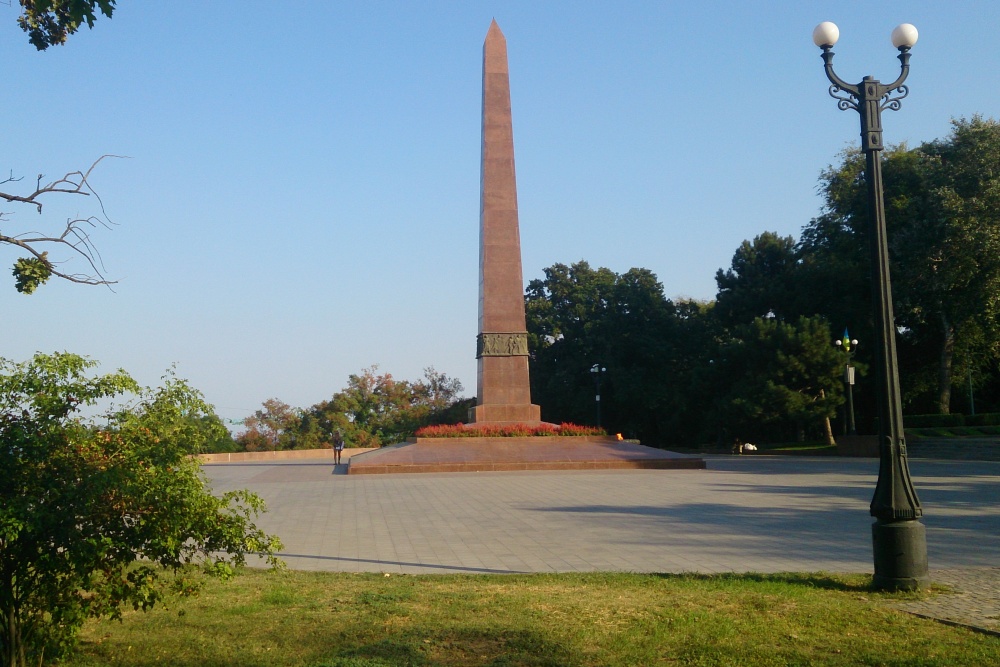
[473,20,541,425]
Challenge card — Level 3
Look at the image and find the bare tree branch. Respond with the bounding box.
[1,171,25,187]
[1,155,126,292]
[0,154,124,213]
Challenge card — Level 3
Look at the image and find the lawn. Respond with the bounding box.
[64,570,999,667]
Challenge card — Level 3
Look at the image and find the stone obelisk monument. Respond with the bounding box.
[345,22,705,473]
[472,20,541,425]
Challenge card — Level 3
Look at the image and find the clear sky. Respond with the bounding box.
[3,1,998,424]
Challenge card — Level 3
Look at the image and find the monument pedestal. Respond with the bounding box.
[472,404,541,425]
[474,354,540,424]
[347,436,705,475]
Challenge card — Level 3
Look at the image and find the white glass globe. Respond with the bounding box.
[891,23,919,49]
[813,22,840,48]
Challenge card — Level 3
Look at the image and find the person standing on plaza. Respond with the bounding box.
[332,430,345,465]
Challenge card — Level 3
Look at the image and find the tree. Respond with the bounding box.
[714,232,802,326]
[526,261,721,445]
[526,262,620,427]
[239,367,469,452]
[17,1,118,50]
[0,352,282,667]
[1,156,121,293]
[235,398,300,452]
[893,117,1000,412]
[305,366,467,448]
[7,3,123,292]
[799,118,1000,413]
[185,413,238,454]
[715,316,845,443]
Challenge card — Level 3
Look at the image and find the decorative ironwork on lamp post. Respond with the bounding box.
[835,330,859,436]
[813,21,928,591]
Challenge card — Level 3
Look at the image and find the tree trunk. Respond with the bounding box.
[938,313,955,414]
[819,389,835,445]
[4,598,24,667]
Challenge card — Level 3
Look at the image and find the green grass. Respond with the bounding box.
[63,570,999,667]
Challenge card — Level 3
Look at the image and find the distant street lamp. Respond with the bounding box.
[834,330,859,436]
[813,21,928,591]
[590,364,606,428]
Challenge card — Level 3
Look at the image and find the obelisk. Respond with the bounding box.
[473,20,541,425]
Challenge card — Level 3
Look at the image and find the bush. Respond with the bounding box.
[904,413,965,428]
[965,412,1000,427]
[0,352,283,667]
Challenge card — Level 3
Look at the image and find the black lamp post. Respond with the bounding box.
[835,330,858,436]
[813,21,928,591]
[590,364,606,428]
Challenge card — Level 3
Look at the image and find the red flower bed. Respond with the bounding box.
[414,422,607,438]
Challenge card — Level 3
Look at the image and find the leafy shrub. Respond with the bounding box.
[0,352,283,667]
[965,412,1000,427]
[904,413,965,428]
[557,422,609,436]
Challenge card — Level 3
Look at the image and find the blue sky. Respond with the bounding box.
[3,1,998,424]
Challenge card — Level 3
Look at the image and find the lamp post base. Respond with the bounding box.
[871,519,929,591]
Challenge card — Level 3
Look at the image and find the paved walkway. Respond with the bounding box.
[894,567,1000,636]
[204,455,1000,634]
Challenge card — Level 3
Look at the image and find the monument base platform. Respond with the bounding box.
[346,436,705,475]
[471,402,542,425]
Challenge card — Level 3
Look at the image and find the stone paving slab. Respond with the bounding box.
[203,455,1000,632]
[893,568,1000,636]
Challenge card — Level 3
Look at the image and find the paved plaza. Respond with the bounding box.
[205,455,998,576]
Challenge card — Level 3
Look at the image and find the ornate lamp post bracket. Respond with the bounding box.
[821,44,911,152]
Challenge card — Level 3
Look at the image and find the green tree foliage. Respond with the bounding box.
[799,117,1000,413]
[236,367,470,451]
[526,262,619,427]
[306,366,468,448]
[137,368,238,455]
[0,352,282,667]
[10,256,51,295]
[526,261,720,444]
[17,0,117,50]
[714,232,802,326]
[187,413,238,453]
[235,398,301,452]
[524,122,1000,443]
[894,117,1000,412]
[715,316,845,443]
[524,259,855,445]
